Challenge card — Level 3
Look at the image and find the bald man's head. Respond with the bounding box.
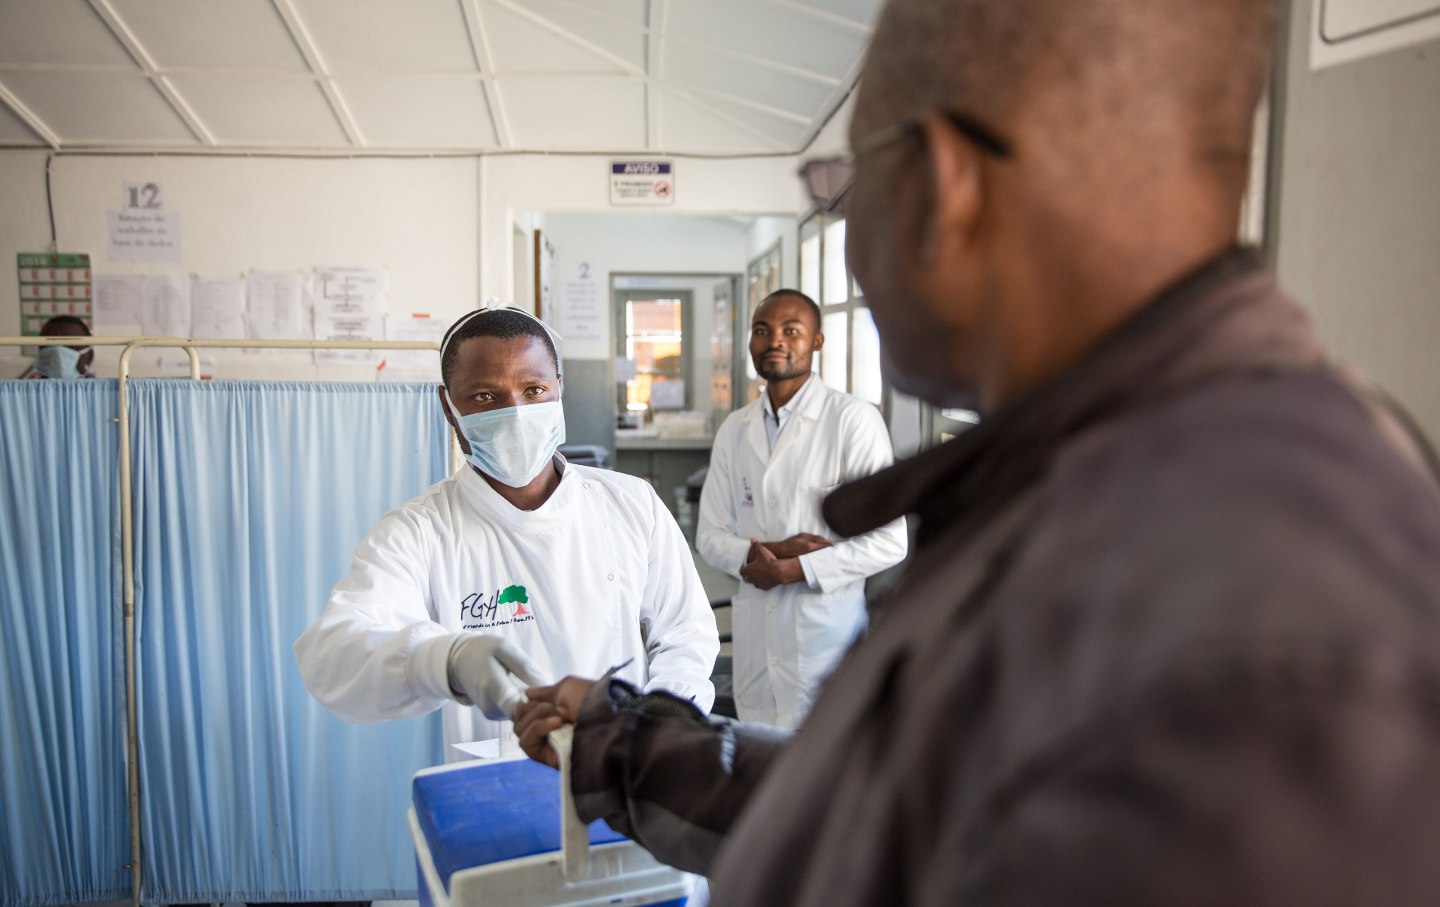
[857,0,1275,196]
[843,0,1279,413]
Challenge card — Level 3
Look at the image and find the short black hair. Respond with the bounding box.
[41,315,91,336]
[440,308,560,388]
[759,289,822,333]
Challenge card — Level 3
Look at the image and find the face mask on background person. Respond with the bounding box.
[445,392,567,488]
[34,345,87,380]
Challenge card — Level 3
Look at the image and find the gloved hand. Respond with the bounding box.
[446,633,548,720]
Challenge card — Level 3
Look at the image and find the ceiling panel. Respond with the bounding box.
[339,74,497,148]
[0,71,197,144]
[791,0,886,28]
[675,89,810,149]
[168,73,347,145]
[0,0,872,154]
[531,0,650,27]
[500,76,644,149]
[110,0,309,71]
[0,0,136,67]
[658,90,778,155]
[481,1,635,75]
[502,0,648,72]
[297,0,477,72]
[664,43,833,119]
[0,97,45,144]
[665,0,867,82]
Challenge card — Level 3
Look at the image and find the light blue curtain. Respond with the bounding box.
[0,380,129,907]
[129,380,448,903]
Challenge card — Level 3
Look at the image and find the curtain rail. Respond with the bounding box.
[2,336,449,907]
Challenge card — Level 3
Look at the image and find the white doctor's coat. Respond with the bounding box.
[698,378,907,728]
[295,458,719,756]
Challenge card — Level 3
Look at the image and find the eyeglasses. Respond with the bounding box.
[798,110,1015,209]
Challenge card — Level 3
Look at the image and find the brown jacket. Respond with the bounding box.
[571,249,1440,905]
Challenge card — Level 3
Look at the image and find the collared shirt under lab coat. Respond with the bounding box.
[698,377,907,728]
[295,457,719,759]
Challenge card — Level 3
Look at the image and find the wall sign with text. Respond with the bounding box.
[610,160,675,206]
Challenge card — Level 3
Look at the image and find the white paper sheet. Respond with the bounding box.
[107,210,182,264]
[313,314,383,366]
[142,275,191,337]
[314,266,386,320]
[450,729,526,762]
[190,276,247,340]
[559,279,604,343]
[92,273,145,335]
[246,271,308,340]
[379,313,445,381]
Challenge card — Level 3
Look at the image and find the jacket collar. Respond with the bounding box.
[824,248,1323,542]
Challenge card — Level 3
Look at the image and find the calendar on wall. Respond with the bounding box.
[17,253,93,335]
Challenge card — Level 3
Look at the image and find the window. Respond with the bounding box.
[852,307,883,406]
[821,310,849,393]
[822,220,848,306]
[802,211,885,408]
[743,241,783,406]
[800,232,821,301]
[619,295,686,412]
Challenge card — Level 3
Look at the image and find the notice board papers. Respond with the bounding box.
[190,276,246,340]
[313,266,386,365]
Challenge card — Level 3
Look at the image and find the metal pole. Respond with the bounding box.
[116,343,142,907]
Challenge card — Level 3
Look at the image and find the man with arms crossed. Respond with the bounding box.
[698,289,906,728]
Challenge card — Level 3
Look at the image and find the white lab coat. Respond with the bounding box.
[295,458,719,758]
[698,379,907,728]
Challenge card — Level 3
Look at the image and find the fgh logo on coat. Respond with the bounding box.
[459,584,535,630]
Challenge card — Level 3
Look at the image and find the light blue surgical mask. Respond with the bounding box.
[34,345,87,380]
[445,392,566,488]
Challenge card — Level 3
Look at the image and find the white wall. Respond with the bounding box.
[479,154,804,311]
[0,151,480,380]
[745,215,800,298]
[1,148,814,381]
[540,210,751,358]
[0,152,53,374]
[1272,0,1440,438]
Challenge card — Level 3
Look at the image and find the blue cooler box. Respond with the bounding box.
[410,757,692,907]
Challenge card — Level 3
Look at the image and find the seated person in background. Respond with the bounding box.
[20,315,94,379]
[295,306,719,758]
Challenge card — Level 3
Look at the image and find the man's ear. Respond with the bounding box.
[812,330,825,353]
[79,349,94,374]
[916,112,986,265]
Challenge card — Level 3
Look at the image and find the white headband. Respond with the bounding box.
[440,299,564,362]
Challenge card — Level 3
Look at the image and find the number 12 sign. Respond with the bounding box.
[124,181,163,210]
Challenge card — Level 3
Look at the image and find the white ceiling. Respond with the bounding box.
[0,0,880,155]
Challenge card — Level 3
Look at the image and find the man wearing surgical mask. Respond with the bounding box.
[20,315,95,380]
[295,306,719,759]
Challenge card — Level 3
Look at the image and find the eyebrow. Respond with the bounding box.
[462,373,555,388]
[753,318,807,327]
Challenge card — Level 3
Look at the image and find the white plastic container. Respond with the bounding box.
[410,755,692,907]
